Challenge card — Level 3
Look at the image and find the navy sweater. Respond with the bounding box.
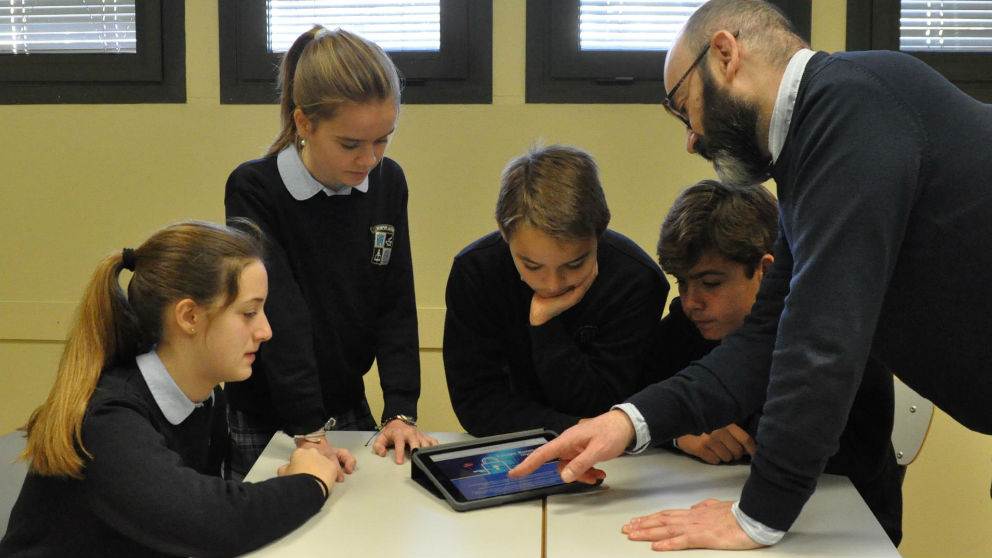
[225,156,420,434]
[444,230,669,436]
[630,51,992,530]
[0,364,324,557]
[652,298,902,544]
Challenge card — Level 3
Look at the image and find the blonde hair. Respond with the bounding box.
[21,220,264,478]
[267,26,402,156]
[496,145,611,241]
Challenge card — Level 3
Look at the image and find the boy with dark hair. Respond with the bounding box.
[651,180,903,544]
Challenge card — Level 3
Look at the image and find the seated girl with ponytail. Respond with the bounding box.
[0,220,354,557]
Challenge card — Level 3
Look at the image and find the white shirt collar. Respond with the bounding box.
[276,145,369,200]
[136,350,210,425]
[768,48,816,163]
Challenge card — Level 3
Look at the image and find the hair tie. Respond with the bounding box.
[121,248,136,271]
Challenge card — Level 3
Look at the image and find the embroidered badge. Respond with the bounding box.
[370,224,395,266]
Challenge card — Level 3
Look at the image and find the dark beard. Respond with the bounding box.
[696,61,772,187]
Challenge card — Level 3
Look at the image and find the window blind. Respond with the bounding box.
[901,1,992,51]
[579,0,704,51]
[0,0,134,54]
[267,0,440,52]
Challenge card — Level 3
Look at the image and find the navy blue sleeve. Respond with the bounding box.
[739,62,920,530]
[225,164,327,434]
[82,400,325,557]
[371,175,421,422]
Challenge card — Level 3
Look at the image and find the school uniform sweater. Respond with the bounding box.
[444,230,669,436]
[0,363,324,557]
[225,155,420,435]
[629,50,992,531]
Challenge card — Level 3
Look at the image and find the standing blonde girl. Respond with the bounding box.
[225,26,436,479]
[0,221,348,557]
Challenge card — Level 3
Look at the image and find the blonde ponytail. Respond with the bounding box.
[20,220,264,478]
[22,253,138,478]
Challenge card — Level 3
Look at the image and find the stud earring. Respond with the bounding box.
[190,328,196,334]
[300,138,307,149]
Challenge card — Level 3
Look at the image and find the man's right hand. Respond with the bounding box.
[509,408,634,483]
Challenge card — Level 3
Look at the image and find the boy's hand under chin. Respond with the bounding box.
[529,261,599,326]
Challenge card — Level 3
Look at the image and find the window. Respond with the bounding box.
[219,0,492,104]
[0,1,185,104]
[847,0,992,101]
[526,0,811,103]
[899,1,992,51]
[267,0,440,52]
[1,0,136,54]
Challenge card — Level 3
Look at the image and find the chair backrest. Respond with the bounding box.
[891,380,934,466]
[0,431,28,536]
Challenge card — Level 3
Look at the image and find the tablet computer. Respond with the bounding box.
[410,429,601,511]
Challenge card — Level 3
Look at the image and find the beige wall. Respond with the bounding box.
[1,1,989,555]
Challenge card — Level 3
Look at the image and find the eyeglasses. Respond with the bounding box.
[662,30,740,128]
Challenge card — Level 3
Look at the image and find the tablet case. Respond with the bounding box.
[410,429,600,511]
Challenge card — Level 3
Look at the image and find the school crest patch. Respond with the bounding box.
[370,224,395,266]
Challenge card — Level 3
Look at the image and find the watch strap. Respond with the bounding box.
[380,414,417,428]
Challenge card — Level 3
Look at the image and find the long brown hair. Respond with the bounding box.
[267,26,401,156]
[21,220,264,478]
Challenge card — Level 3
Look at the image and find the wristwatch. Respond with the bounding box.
[381,414,417,428]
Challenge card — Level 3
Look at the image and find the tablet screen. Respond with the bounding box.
[424,436,564,501]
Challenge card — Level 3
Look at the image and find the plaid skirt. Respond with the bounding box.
[226,399,376,480]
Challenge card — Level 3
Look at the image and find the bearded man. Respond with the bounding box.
[511,0,992,550]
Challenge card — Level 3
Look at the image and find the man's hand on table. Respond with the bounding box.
[622,499,765,551]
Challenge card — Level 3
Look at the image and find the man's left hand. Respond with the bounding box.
[621,499,765,551]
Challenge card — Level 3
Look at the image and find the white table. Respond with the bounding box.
[241,431,543,557]
[546,449,901,557]
[242,432,900,557]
